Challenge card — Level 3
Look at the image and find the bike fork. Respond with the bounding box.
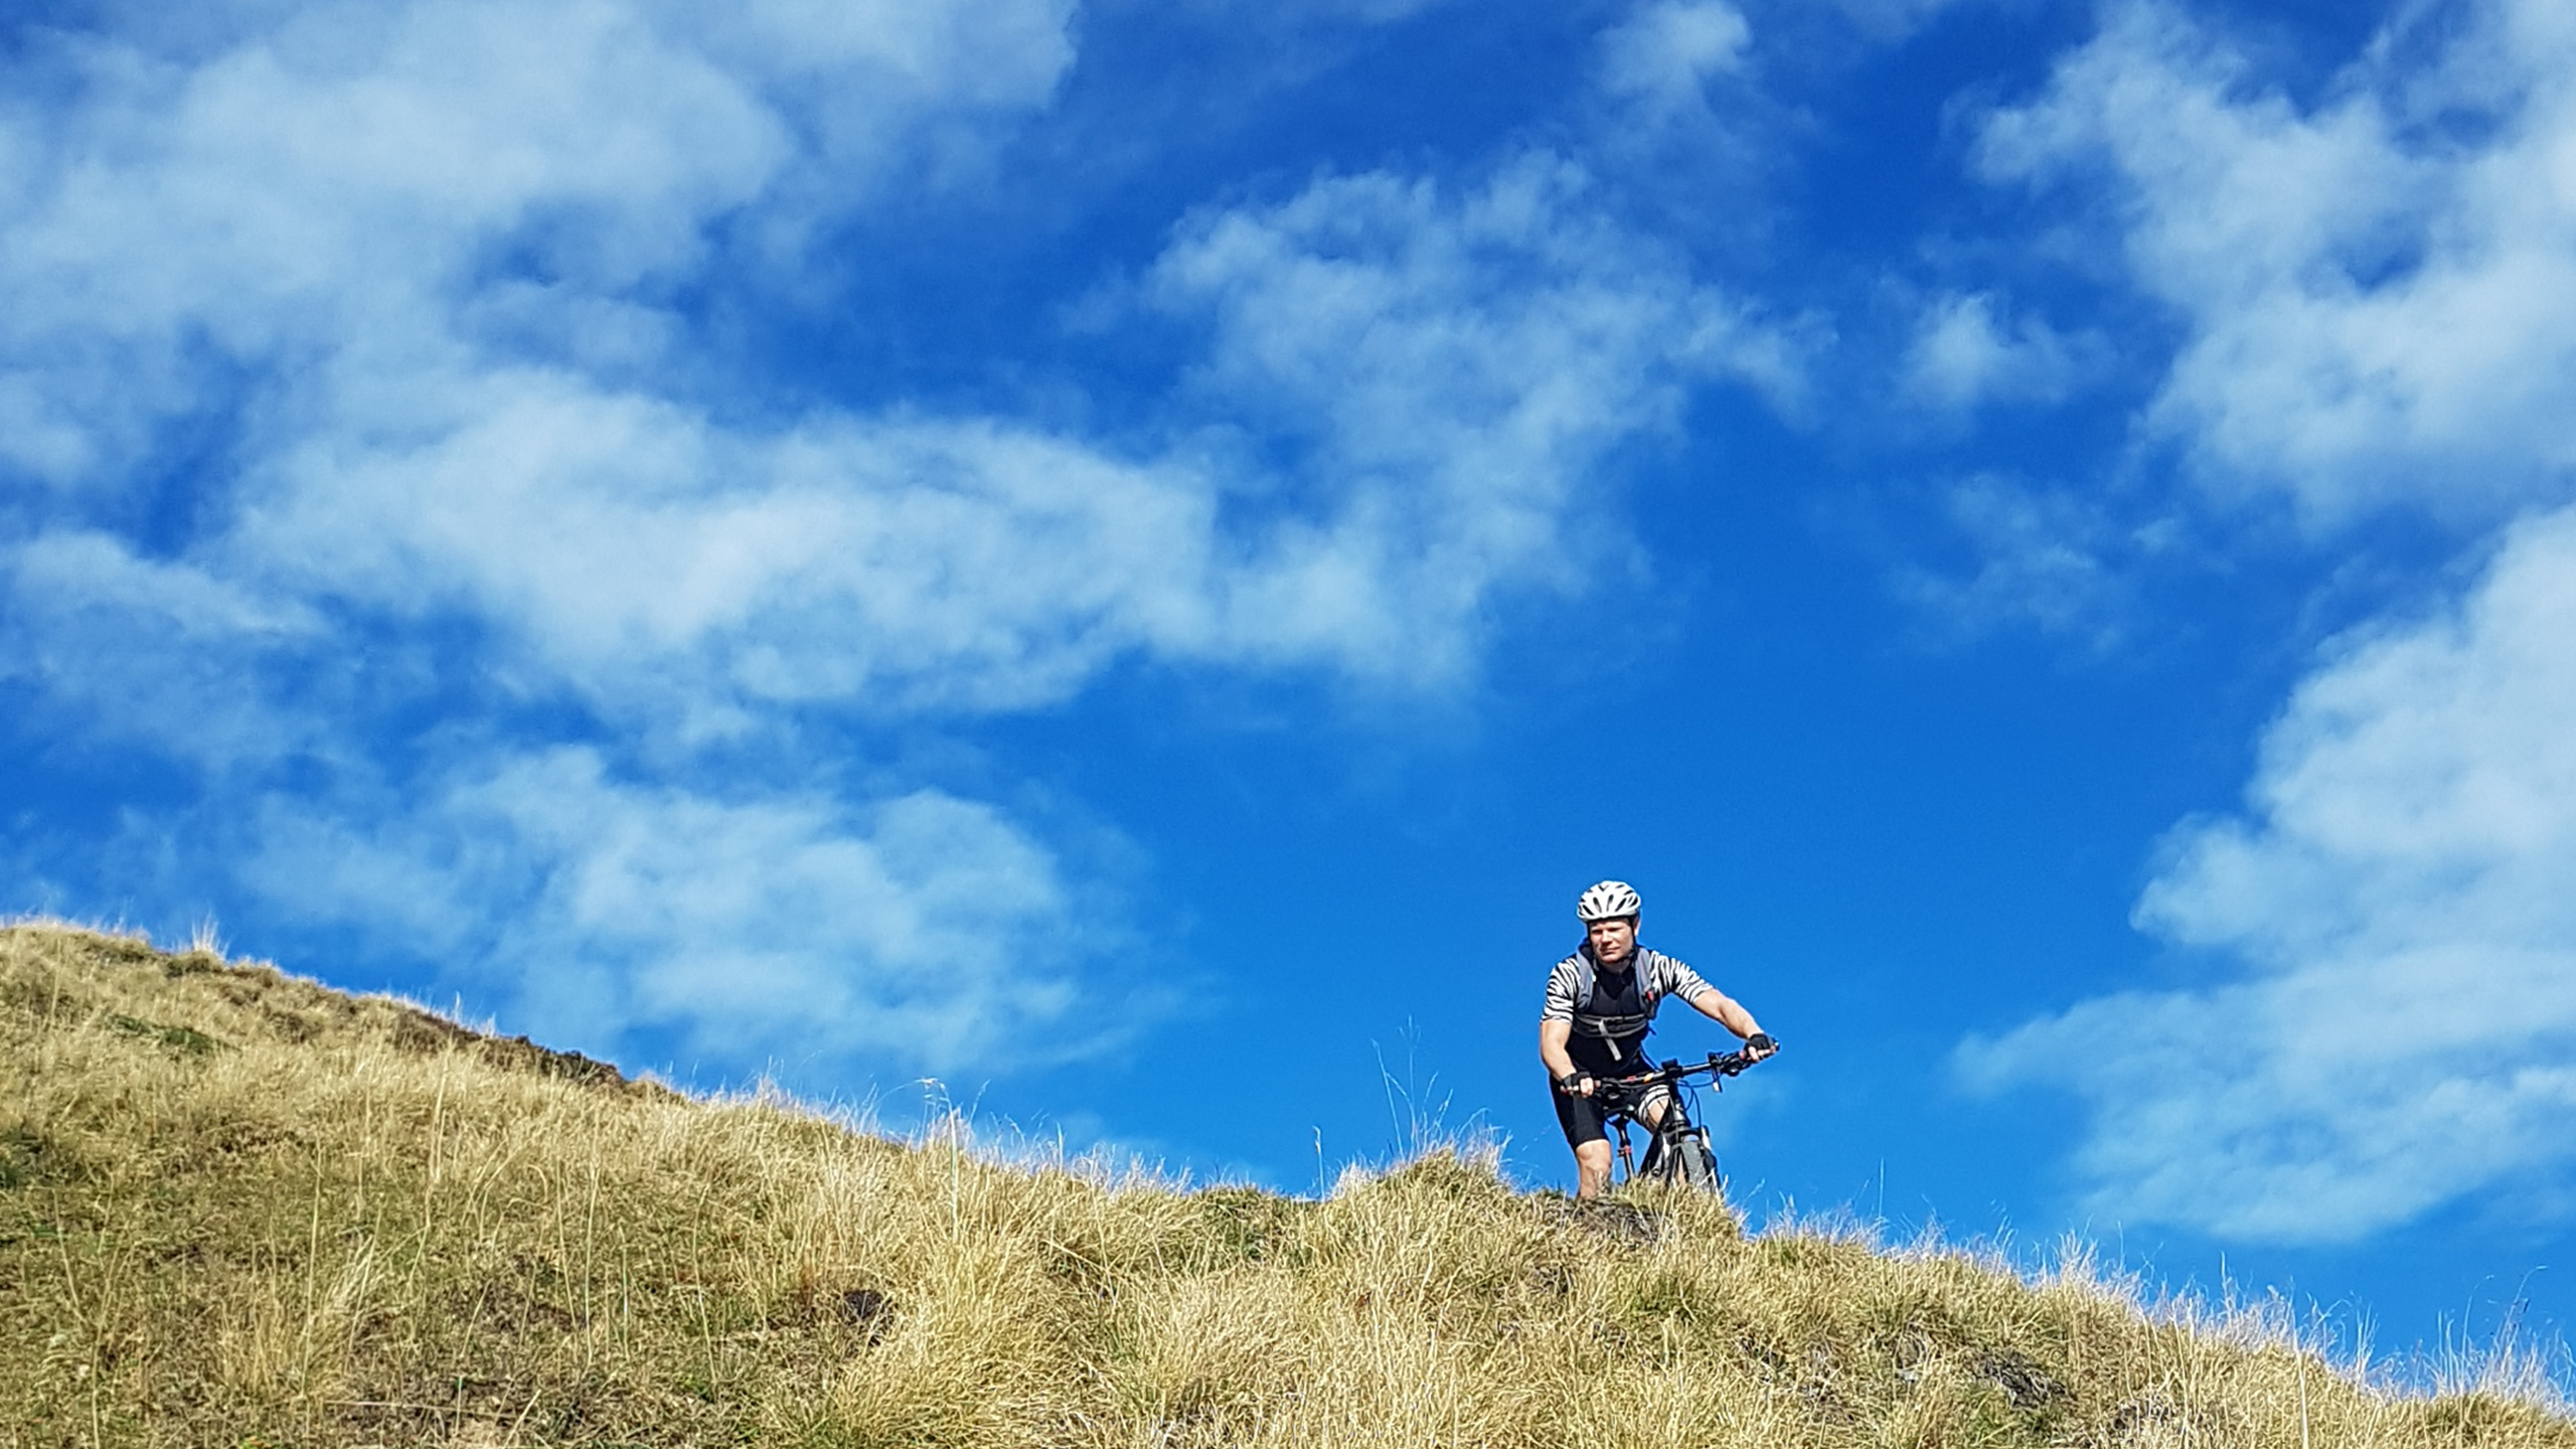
[1612,1117,1636,1184]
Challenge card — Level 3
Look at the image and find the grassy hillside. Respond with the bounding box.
[2,923,2566,1448]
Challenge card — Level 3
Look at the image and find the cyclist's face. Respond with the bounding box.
[1586,915,1637,966]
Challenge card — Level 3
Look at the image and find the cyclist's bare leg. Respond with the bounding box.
[1574,1140,1614,1199]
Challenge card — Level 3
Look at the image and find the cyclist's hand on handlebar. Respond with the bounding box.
[1556,1071,1597,1097]
[1743,1033,1779,1060]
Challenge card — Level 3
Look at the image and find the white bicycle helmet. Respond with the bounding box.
[1576,880,1642,922]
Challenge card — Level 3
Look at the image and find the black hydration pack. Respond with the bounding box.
[1566,952,1668,1062]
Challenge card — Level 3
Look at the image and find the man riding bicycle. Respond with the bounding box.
[1540,881,1775,1199]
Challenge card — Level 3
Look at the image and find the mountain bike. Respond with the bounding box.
[1602,1045,1773,1193]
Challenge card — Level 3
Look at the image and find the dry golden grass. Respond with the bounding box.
[3,920,2569,1448]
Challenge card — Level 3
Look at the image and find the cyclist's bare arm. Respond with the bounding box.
[1538,1019,1594,1095]
[1683,987,1773,1054]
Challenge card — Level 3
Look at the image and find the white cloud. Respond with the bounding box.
[239,747,1115,1075]
[1964,504,2576,1242]
[173,156,1782,723]
[0,0,1071,492]
[1952,0,2576,1242]
[1281,0,1456,20]
[1890,475,2155,646]
[1598,1,1751,119]
[0,531,333,764]
[6,146,1799,725]
[0,0,1105,1075]
[0,0,1805,1077]
[1901,291,2094,413]
[1827,0,1983,42]
[232,391,1233,717]
[1976,0,2576,526]
[1140,153,1809,680]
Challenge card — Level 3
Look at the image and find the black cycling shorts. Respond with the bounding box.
[1550,1074,1672,1149]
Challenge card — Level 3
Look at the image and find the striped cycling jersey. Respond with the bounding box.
[1540,947,1715,1065]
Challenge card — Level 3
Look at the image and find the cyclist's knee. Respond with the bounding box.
[1573,1140,1613,1197]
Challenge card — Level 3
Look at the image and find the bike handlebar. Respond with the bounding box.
[1604,1043,1777,1091]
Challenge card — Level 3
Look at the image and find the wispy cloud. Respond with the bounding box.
[1889,474,2163,648]
[1977,0,2576,527]
[1597,1,1752,123]
[236,748,1121,1076]
[0,0,1077,495]
[1900,291,2097,415]
[1139,153,1810,681]
[1964,505,2576,1241]
[0,0,1807,1080]
[1953,0,2576,1244]
[1821,0,1991,44]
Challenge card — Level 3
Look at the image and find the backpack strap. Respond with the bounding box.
[1568,949,1662,1058]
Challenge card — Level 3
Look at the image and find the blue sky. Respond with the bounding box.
[8,0,2576,1377]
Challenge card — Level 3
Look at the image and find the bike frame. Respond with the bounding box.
[1601,1046,1763,1188]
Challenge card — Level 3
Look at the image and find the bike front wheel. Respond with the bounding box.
[1665,1131,1721,1194]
